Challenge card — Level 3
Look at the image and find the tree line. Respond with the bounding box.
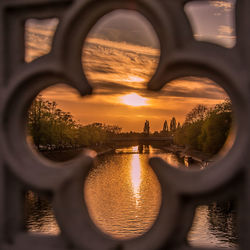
[174,99,232,155]
[141,99,232,155]
[143,117,180,136]
[28,96,232,155]
[28,96,121,151]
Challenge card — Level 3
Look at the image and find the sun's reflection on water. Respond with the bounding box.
[130,153,142,204]
[132,145,138,152]
[84,146,161,239]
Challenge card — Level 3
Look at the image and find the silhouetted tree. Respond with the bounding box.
[163,120,168,132]
[174,99,232,155]
[143,120,150,135]
[185,104,208,124]
[198,111,232,154]
[170,117,177,132]
[28,97,122,150]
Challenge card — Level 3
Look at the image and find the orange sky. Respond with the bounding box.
[25,3,234,132]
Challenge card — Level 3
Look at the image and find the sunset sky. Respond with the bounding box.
[25,0,234,132]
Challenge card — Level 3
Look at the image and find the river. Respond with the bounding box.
[25,145,238,248]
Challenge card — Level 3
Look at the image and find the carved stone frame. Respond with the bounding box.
[0,0,249,249]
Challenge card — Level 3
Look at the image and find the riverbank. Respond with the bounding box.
[89,145,115,156]
[41,144,212,168]
[41,145,114,162]
[161,144,212,168]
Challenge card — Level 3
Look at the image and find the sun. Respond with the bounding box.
[125,76,145,83]
[120,93,148,107]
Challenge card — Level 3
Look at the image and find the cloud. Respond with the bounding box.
[87,10,160,49]
[25,19,58,62]
[185,0,235,47]
[27,20,230,131]
[83,38,229,110]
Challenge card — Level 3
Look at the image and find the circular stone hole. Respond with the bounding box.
[26,84,86,162]
[82,9,160,93]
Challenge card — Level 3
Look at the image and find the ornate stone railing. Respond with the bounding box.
[0,0,249,249]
